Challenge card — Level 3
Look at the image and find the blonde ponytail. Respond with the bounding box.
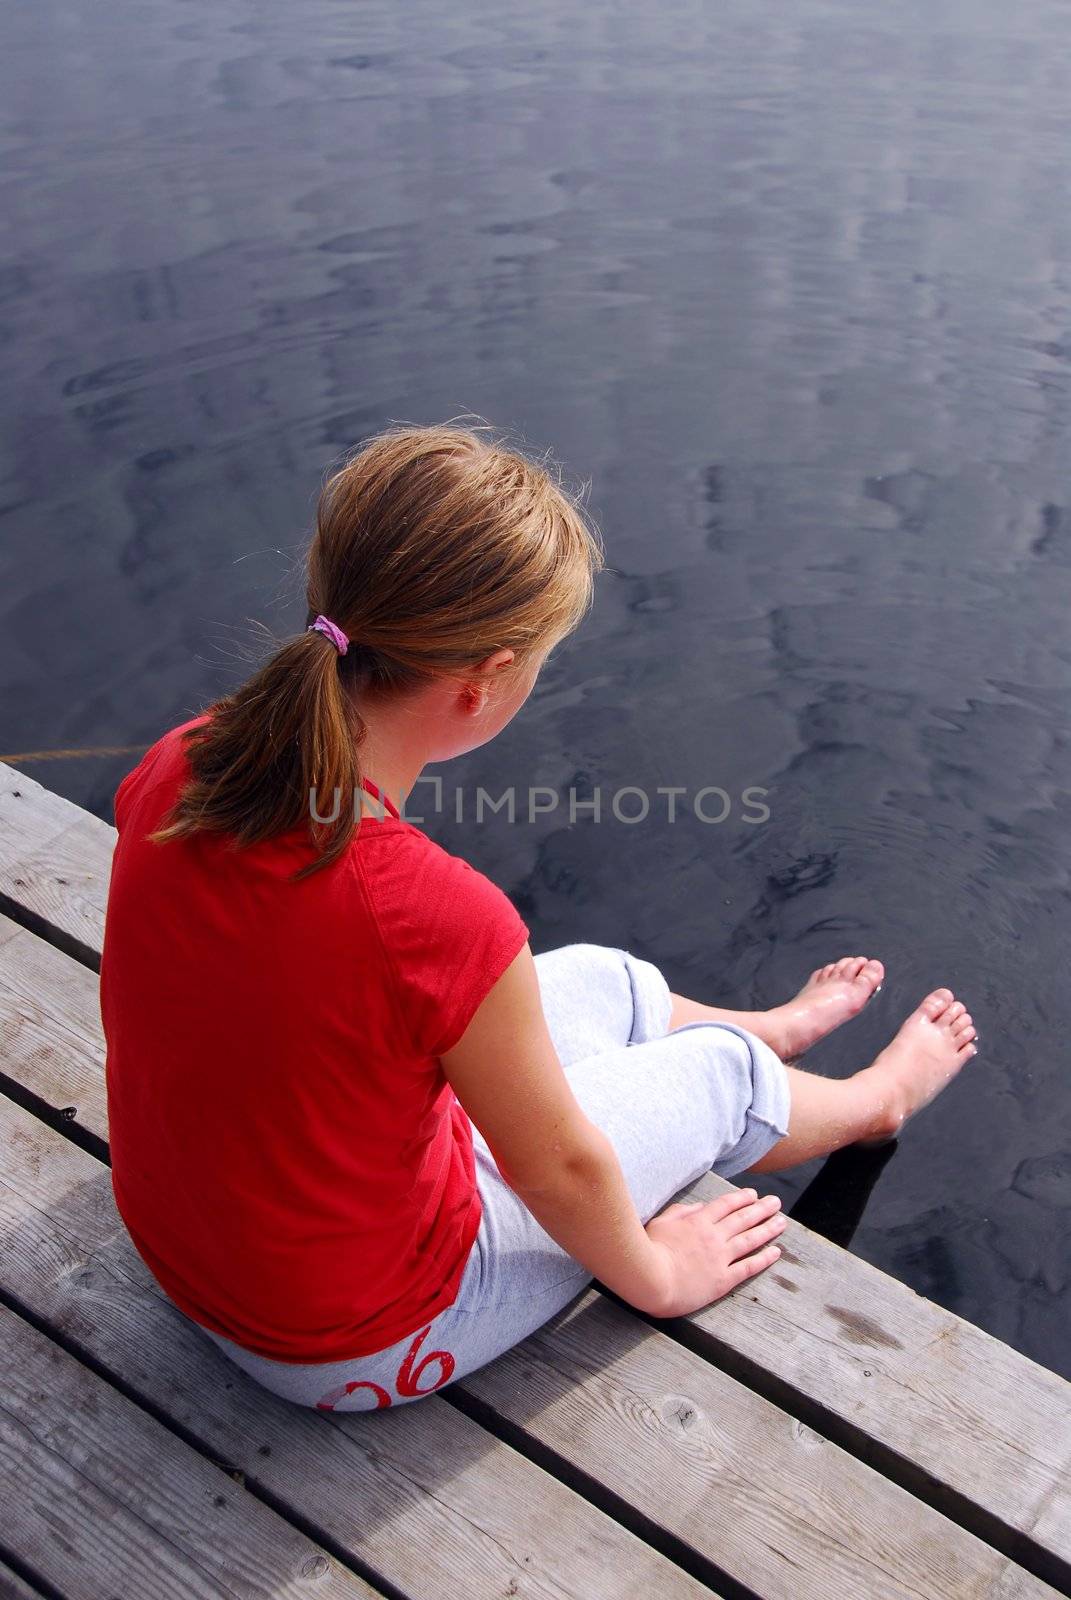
[153,626,365,875]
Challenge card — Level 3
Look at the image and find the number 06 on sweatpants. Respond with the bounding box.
[315,1323,457,1410]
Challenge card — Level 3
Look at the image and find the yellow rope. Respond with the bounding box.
[0,745,148,764]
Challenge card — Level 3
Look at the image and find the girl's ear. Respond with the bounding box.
[459,647,516,714]
[473,647,516,676]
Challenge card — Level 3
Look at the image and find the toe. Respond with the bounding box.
[861,958,884,988]
[945,1001,966,1024]
[920,990,953,1021]
[841,956,867,981]
[821,964,836,980]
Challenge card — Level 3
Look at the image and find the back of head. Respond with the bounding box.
[153,422,603,875]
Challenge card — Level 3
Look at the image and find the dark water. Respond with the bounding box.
[2,0,1069,1377]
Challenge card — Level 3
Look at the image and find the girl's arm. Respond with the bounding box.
[440,945,785,1318]
[440,945,673,1314]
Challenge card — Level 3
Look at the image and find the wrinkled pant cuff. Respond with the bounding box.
[619,949,674,1044]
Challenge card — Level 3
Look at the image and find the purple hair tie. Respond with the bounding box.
[308,614,349,655]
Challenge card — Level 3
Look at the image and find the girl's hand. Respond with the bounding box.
[641,1188,786,1317]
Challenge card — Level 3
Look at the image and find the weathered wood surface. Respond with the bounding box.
[0,1042,1063,1599]
[673,1172,1071,1583]
[0,762,113,966]
[3,759,1070,1592]
[0,1099,711,1600]
[0,1304,379,1600]
[8,947,1069,1600]
[2,776,1068,1590]
[455,1291,1062,1600]
[0,912,104,1145]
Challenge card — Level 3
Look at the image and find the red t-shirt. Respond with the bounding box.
[100,717,529,1362]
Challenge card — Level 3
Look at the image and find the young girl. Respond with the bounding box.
[100,422,978,1413]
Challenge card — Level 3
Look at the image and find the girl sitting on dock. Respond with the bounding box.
[100,422,977,1412]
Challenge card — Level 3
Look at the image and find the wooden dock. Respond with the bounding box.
[0,758,1068,1600]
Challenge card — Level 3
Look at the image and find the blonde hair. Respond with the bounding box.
[153,422,603,875]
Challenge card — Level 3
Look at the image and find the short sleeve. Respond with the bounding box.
[113,757,150,832]
[113,742,164,832]
[113,716,211,833]
[367,831,530,1059]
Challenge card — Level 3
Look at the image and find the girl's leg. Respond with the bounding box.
[669,979,902,1169]
[667,954,884,1062]
[745,988,978,1172]
[436,1003,795,1392]
[530,946,894,1171]
[533,945,886,1068]
[531,943,675,1065]
[742,1062,893,1170]
[536,946,976,1174]
[530,939,833,1065]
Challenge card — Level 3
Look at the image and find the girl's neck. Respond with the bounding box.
[356,711,429,819]
[351,678,459,817]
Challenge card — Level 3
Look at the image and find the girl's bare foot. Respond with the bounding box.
[857,989,978,1143]
[765,956,886,1060]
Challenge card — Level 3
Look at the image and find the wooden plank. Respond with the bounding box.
[0,1097,1060,1600]
[454,1291,1062,1600]
[668,1165,1071,1589]
[0,914,104,1146]
[0,1097,710,1600]
[0,763,112,968]
[0,1305,378,1600]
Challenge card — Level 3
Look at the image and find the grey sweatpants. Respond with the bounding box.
[197,943,791,1411]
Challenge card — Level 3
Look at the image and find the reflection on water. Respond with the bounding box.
[2,0,1069,1376]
